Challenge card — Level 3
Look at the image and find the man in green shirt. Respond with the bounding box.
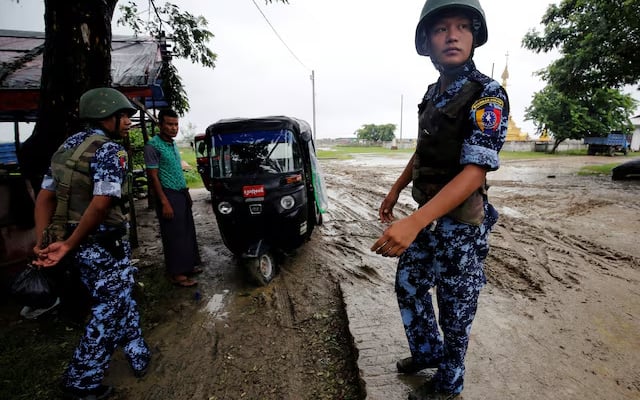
[144,109,201,287]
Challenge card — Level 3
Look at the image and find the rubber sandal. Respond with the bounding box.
[170,275,197,287]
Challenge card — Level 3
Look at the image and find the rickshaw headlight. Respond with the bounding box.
[280,195,295,210]
[218,201,233,215]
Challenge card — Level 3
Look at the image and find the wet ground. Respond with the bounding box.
[119,154,639,400]
[4,154,638,400]
[327,154,640,400]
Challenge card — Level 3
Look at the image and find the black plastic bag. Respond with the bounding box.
[10,264,58,309]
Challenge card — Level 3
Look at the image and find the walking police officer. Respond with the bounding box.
[371,0,509,399]
[34,87,151,399]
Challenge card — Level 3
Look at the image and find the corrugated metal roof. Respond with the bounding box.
[0,29,165,121]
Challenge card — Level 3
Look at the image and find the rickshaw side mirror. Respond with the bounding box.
[300,131,312,143]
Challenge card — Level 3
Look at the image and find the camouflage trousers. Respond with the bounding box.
[62,238,150,391]
[395,203,498,394]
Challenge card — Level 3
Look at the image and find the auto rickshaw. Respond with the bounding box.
[203,116,328,285]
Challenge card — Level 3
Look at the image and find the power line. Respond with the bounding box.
[249,0,309,71]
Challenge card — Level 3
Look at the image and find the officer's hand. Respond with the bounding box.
[32,241,71,268]
[371,215,422,257]
[379,192,399,223]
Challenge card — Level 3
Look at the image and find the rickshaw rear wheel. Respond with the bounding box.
[248,252,276,286]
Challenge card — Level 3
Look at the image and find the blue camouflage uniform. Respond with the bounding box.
[41,128,150,391]
[396,60,508,395]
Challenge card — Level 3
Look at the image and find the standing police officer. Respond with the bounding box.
[371,0,509,399]
[33,87,151,399]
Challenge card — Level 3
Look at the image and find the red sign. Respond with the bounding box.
[243,185,265,198]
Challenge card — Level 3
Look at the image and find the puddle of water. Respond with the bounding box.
[203,289,230,319]
[497,205,525,219]
[341,154,411,167]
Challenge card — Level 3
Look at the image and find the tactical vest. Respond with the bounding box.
[49,134,129,229]
[412,79,487,226]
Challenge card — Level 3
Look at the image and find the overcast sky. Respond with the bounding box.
[1,0,622,141]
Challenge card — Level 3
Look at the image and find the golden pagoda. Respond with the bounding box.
[538,127,551,141]
[501,57,529,141]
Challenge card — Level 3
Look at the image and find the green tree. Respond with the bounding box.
[525,85,636,152]
[521,0,638,152]
[522,0,640,94]
[117,1,218,114]
[354,124,396,142]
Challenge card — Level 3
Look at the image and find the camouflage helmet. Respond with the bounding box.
[415,0,488,56]
[79,87,137,120]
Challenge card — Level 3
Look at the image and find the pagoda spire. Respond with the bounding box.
[501,52,510,88]
[501,51,529,141]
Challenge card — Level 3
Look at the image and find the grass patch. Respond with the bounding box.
[178,147,204,189]
[0,306,84,399]
[578,163,619,176]
[316,145,567,161]
[317,146,410,159]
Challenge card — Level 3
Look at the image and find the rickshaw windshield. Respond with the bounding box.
[210,129,302,178]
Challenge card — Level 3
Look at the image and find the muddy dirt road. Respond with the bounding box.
[108,154,639,400]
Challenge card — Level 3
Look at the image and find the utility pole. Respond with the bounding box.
[400,94,404,141]
[311,70,317,141]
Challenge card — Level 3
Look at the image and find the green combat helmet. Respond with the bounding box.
[415,0,487,56]
[79,87,137,120]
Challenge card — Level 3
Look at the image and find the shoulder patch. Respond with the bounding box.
[117,150,128,169]
[472,97,504,134]
[471,96,504,110]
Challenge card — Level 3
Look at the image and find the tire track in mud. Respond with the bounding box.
[322,156,640,400]
[325,157,640,295]
[319,160,416,286]
[488,211,640,300]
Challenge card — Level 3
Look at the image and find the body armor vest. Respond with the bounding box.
[412,79,486,225]
[50,134,128,229]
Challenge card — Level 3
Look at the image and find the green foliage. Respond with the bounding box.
[117,1,217,114]
[128,127,146,169]
[525,84,636,147]
[158,3,217,68]
[117,1,216,67]
[522,1,639,150]
[522,0,640,93]
[159,62,190,115]
[354,124,396,142]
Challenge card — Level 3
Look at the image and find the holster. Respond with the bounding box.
[88,227,128,260]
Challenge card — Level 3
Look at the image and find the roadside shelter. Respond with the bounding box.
[0,29,168,270]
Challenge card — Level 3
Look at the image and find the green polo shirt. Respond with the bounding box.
[143,135,187,190]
